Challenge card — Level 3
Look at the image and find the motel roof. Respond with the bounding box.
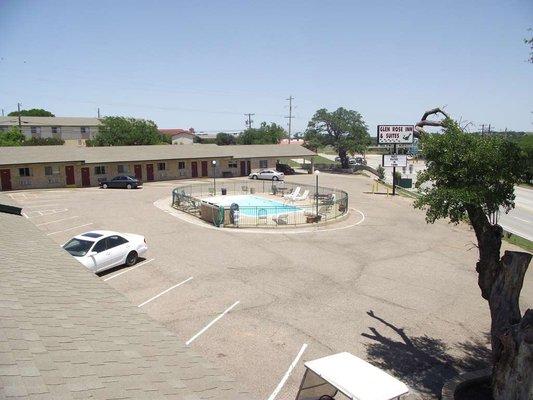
[0,116,101,127]
[0,210,250,399]
[0,144,316,166]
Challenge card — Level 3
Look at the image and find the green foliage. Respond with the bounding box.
[0,126,25,146]
[91,117,165,146]
[393,171,402,183]
[237,122,286,145]
[22,137,65,146]
[376,165,385,180]
[525,28,533,63]
[414,119,526,224]
[8,108,55,117]
[516,134,533,181]
[216,132,236,145]
[304,107,370,167]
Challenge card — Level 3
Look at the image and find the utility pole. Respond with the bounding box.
[285,95,294,143]
[1,108,4,116]
[244,113,255,129]
[17,103,22,130]
[97,107,101,118]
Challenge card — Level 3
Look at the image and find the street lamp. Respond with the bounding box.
[314,170,320,222]
[212,160,217,193]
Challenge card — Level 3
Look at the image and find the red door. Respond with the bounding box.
[240,161,247,176]
[201,161,208,177]
[65,165,75,185]
[0,169,12,191]
[81,167,90,187]
[146,164,154,181]
[191,162,198,178]
[134,164,142,180]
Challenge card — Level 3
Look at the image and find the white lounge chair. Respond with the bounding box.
[293,190,309,201]
[283,186,301,200]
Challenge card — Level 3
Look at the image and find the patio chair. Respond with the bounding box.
[272,213,289,225]
[293,190,309,201]
[283,186,301,200]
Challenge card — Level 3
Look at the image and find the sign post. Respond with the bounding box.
[377,125,414,196]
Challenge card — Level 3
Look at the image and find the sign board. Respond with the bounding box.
[382,154,407,167]
[377,125,414,144]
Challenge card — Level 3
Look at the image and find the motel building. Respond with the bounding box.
[0,144,316,191]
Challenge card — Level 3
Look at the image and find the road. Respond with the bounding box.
[499,186,533,241]
[318,153,532,241]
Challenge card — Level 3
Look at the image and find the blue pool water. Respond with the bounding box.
[202,195,301,216]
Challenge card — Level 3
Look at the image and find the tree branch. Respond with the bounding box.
[414,107,450,137]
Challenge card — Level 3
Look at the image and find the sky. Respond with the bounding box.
[0,0,532,135]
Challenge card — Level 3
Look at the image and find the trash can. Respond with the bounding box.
[221,188,227,195]
[250,187,256,194]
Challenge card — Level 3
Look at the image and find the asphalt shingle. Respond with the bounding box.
[0,212,250,399]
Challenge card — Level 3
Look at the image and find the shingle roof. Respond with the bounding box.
[159,129,195,137]
[0,117,101,127]
[0,144,315,165]
[0,211,250,399]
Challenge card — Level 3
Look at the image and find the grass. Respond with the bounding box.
[503,233,533,252]
[313,155,337,165]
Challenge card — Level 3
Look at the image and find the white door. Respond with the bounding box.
[91,239,113,272]
[106,235,131,267]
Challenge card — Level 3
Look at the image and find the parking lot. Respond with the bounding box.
[3,173,532,399]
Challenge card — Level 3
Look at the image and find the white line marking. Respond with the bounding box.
[103,258,155,281]
[186,301,240,346]
[46,223,93,236]
[267,343,308,400]
[22,212,29,219]
[36,216,79,226]
[137,277,193,307]
[22,203,61,208]
[510,215,530,223]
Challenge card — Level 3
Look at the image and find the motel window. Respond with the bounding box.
[259,160,268,168]
[94,165,106,175]
[51,126,60,134]
[19,167,32,177]
[178,161,185,170]
[228,161,238,168]
[80,127,89,134]
[117,164,128,174]
[157,162,166,171]
[45,166,60,176]
[30,126,38,134]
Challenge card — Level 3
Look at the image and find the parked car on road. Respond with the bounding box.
[99,175,142,189]
[276,163,295,175]
[349,157,367,166]
[249,169,285,181]
[62,230,148,273]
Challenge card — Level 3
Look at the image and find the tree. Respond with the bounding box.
[90,117,166,146]
[414,108,532,400]
[304,108,370,168]
[0,126,25,146]
[8,108,55,117]
[216,132,236,145]
[525,28,532,63]
[237,122,286,145]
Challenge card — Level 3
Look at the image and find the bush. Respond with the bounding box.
[22,137,65,146]
[393,171,402,183]
[376,165,385,180]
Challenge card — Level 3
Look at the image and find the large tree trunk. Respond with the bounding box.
[338,148,349,169]
[466,206,532,399]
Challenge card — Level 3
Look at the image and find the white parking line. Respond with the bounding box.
[23,203,61,209]
[185,300,240,346]
[36,216,79,226]
[103,258,155,281]
[266,343,308,400]
[46,223,94,236]
[137,277,193,307]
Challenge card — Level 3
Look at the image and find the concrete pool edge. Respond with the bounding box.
[154,196,364,234]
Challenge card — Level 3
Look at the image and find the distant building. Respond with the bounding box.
[0,116,100,146]
[159,128,196,144]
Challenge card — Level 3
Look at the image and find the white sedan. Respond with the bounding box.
[249,169,284,181]
[62,230,148,273]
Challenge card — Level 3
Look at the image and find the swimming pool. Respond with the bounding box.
[201,195,301,216]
